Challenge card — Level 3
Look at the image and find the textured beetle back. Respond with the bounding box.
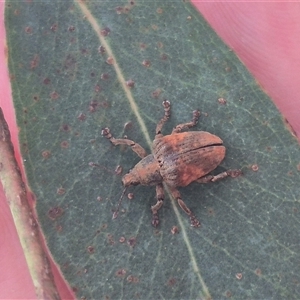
[153,131,226,187]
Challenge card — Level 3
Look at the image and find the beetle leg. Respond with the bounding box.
[196,169,242,183]
[155,100,171,135]
[169,187,200,227]
[102,127,147,158]
[172,109,200,134]
[151,184,164,227]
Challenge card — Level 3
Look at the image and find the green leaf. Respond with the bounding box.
[5,1,300,299]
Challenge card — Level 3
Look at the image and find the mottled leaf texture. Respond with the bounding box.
[5,1,300,299]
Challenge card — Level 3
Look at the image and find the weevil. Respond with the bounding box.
[102,101,241,227]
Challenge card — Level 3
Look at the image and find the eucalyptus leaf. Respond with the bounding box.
[5,1,300,299]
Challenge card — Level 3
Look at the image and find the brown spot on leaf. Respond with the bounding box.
[43,78,51,85]
[98,45,106,54]
[77,113,86,121]
[101,73,109,80]
[48,206,64,220]
[225,290,232,298]
[81,48,89,55]
[99,101,110,108]
[50,91,59,100]
[236,273,243,280]
[156,8,163,14]
[126,79,135,88]
[115,6,124,14]
[127,193,134,200]
[68,25,75,32]
[255,268,262,276]
[57,187,66,195]
[139,43,147,50]
[106,57,114,65]
[51,24,58,32]
[119,237,126,243]
[61,124,71,132]
[89,100,99,112]
[171,226,179,234]
[127,237,136,247]
[63,54,77,73]
[25,26,32,34]
[161,53,168,60]
[107,234,115,245]
[87,246,95,254]
[42,150,51,159]
[151,88,162,98]
[101,27,111,37]
[167,277,177,287]
[127,275,139,283]
[124,121,133,131]
[56,225,63,232]
[218,97,227,105]
[157,42,163,48]
[30,54,39,69]
[60,141,69,148]
[251,164,259,172]
[142,59,151,67]
[207,207,215,216]
[94,85,101,93]
[115,269,127,277]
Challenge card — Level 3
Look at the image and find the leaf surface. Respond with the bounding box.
[5,1,300,299]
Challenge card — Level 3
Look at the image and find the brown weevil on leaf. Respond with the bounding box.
[102,101,241,227]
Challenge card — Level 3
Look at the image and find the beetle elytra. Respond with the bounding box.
[102,101,241,227]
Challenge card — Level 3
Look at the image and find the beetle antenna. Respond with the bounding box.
[112,187,128,219]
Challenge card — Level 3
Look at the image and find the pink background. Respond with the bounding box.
[0,2,299,298]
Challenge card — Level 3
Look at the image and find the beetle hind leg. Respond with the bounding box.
[169,187,200,227]
[172,109,200,134]
[196,169,242,183]
[151,184,164,227]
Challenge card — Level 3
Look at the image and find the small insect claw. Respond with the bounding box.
[190,215,201,227]
[152,213,160,227]
[227,169,242,178]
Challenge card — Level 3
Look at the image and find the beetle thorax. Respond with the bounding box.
[122,154,163,187]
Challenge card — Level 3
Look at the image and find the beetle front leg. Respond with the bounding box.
[102,127,147,158]
[196,169,242,183]
[155,100,171,136]
[151,184,164,227]
[169,187,200,227]
[172,109,200,134]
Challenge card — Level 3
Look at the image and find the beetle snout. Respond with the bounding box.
[122,172,140,187]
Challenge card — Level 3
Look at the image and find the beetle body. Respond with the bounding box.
[153,131,225,187]
[102,101,240,227]
[123,131,225,188]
